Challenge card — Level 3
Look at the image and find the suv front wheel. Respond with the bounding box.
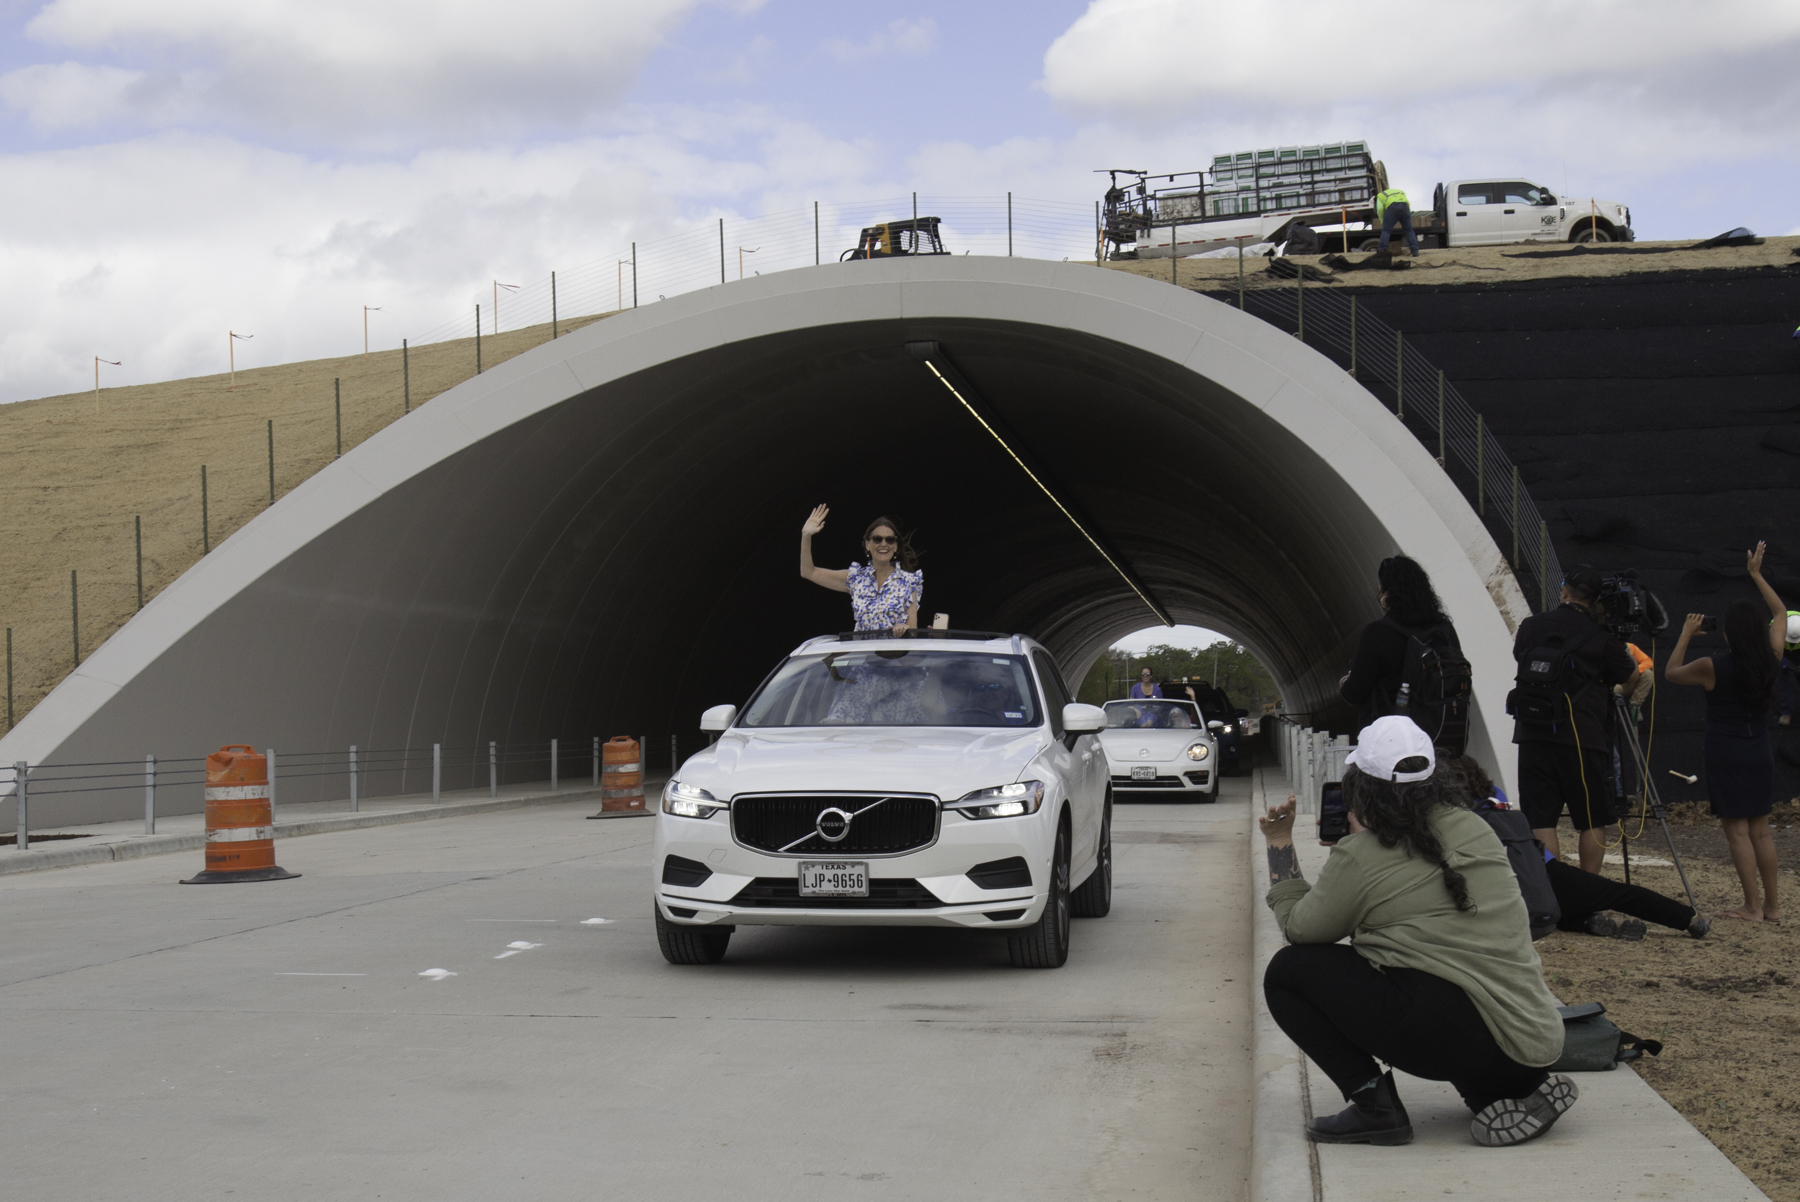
[1009,818,1071,968]
[655,906,732,964]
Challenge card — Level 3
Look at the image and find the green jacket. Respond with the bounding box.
[1374,188,1409,219]
[1267,805,1564,1067]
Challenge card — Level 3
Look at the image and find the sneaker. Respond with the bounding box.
[1308,1071,1414,1146]
[1688,916,1711,939]
[1470,1075,1578,1147]
[1616,918,1647,941]
[1582,912,1619,938]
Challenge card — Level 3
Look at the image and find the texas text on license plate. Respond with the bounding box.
[799,861,869,897]
[1131,766,1157,780]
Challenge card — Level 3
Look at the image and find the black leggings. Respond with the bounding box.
[1546,858,1694,931]
[1264,943,1548,1114]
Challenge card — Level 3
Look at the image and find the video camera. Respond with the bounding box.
[1588,569,1669,639]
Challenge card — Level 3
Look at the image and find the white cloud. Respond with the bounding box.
[823,17,938,63]
[18,0,704,143]
[0,62,170,130]
[1043,0,1800,109]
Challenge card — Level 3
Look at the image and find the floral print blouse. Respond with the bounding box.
[846,562,923,631]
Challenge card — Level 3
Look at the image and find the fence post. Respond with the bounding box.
[433,743,441,803]
[1540,520,1550,611]
[1511,465,1520,568]
[1394,330,1405,417]
[551,271,558,339]
[814,201,819,266]
[267,419,275,507]
[1295,258,1303,341]
[1237,240,1245,310]
[1349,297,1357,376]
[335,378,342,457]
[719,218,726,283]
[489,741,498,796]
[1437,370,1446,465]
[5,627,11,729]
[145,754,156,833]
[1171,218,1179,285]
[403,339,410,413]
[631,242,637,308]
[592,736,600,788]
[1007,192,1013,256]
[1476,415,1485,513]
[266,748,276,820]
[201,465,210,552]
[70,569,79,665]
[670,733,678,775]
[14,761,26,851]
[475,306,482,373]
[349,745,359,812]
[135,516,143,609]
[551,738,558,791]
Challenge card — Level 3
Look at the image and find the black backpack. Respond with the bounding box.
[1509,625,1602,734]
[1474,803,1560,940]
[1382,618,1472,755]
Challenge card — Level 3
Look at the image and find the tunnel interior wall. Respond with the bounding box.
[1343,267,1800,803]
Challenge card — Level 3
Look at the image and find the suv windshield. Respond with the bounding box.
[741,650,1041,728]
[1103,700,1199,730]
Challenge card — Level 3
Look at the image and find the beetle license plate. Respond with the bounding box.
[799,861,869,897]
[1131,766,1157,781]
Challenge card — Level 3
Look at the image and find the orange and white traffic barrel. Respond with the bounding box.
[181,745,300,884]
[598,736,645,814]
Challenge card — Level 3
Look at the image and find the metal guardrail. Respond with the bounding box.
[1202,263,1564,612]
[1268,714,1353,818]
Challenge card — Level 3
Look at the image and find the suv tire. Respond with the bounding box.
[1070,794,1112,919]
[655,906,732,964]
[1009,818,1071,968]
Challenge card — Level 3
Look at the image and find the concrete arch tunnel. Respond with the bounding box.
[2,257,1534,828]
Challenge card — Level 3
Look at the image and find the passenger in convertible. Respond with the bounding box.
[800,505,922,635]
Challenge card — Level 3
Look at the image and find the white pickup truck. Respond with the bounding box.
[1421,179,1634,246]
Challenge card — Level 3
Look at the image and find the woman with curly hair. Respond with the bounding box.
[799,505,922,636]
[1261,716,1572,1148]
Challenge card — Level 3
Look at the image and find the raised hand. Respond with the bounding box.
[1681,613,1706,640]
[1259,795,1298,843]
[802,504,829,537]
[1748,540,1767,579]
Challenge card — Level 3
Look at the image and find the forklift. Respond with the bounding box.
[841,216,949,261]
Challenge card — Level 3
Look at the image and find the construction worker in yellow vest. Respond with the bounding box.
[1374,187,1420,257]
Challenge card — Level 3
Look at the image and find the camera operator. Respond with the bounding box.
[1340,556,1460,729]
[1510,569,1644,873]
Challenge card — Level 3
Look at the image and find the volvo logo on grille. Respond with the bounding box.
[815,807,853,843]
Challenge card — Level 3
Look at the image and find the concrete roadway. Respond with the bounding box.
[0,777,1253,1201]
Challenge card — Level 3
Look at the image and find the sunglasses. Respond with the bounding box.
[868,535,898,544]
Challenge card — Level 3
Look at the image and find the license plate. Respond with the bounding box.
[799,861,869,897]
[1131,766,1157,781]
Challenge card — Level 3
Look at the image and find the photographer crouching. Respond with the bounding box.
[1509,569,1645,872]
[1261,717,1574,1148]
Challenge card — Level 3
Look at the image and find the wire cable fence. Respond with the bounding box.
[1,733,722,846]
[1197,265,1563,610]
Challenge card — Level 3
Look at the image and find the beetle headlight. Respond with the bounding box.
[947,780,1045,820]
[662,780,725,819]
[1186,743,1210,761]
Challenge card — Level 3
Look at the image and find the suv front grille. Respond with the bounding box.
[729,877,944,909]
[731,794,939,856]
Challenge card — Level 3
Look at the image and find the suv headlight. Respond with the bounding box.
[1185,743,1210,761]
[662,780,725,819]
[946,780,1045,820]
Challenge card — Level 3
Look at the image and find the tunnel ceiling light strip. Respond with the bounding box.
[915,355,1172,627]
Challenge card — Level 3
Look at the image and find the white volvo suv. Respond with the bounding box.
[651,631,1112,968]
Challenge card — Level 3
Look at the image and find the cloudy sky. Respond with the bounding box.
[2,0,1796,405]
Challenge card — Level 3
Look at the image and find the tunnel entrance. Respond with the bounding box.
[3,259,1531,825]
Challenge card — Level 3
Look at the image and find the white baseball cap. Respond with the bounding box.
[1786,610,1799,652]
[1346,715,1437,783]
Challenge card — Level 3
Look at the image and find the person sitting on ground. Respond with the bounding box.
[1665,541,1786,923]
[1436,755,1709,941]
[1261,716,1574,1149]
[799,505,922,636]
[1130,669,1162,699]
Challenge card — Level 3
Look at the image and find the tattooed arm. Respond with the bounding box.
[1260,795,1303,885]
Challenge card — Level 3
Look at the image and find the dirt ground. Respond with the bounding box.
[0,311,612,728]
[1100,234,1800,291]
[1540,801,1800,1201]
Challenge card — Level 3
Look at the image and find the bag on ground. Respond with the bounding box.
[1549,1002,1662,1072]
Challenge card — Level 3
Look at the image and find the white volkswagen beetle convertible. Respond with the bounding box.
[651,631,1112,968]
[1097,698,1219,801]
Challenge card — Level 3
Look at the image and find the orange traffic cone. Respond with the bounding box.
[181,745,300,883]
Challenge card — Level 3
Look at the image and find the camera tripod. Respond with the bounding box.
[1608,692,1699,914]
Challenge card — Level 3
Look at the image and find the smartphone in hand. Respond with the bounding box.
[1319,781,1349,844]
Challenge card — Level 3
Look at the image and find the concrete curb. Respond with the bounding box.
[0,786,626,878]
[1248,765,1323,1202]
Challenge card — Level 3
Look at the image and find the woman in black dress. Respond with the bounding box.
[1665,541,1786,923]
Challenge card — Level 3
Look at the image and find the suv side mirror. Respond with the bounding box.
[699,704,737,732]
[1062,703,1107,734]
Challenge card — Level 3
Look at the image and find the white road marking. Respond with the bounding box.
[580,918,614,925]
[466,918,557,922]
[494,940,543,959]
[418,969,457,980]
[274,973,368,977]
